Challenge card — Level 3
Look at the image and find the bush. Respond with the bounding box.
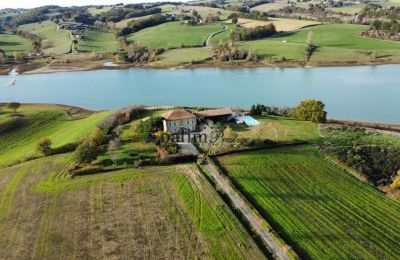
[51,142,79,155]
[35,138,52,156]
[73,141,98,165]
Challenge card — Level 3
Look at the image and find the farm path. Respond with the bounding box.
[202,158,293,260]
[205,24,227,48]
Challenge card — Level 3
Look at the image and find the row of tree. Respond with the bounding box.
[119,14,172,36]
[230,24,276,42]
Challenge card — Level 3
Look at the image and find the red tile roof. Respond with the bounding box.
[162,109,196,120]
[195,108,233,118]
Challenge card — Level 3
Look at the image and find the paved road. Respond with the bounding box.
[202,159,295,260]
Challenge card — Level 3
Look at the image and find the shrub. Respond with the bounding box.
[7,102,21,113]
[390,172,400,190]
[35,138,52,156]
[73,141,98,165]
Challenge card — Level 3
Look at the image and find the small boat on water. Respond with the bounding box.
[10,79,17,86]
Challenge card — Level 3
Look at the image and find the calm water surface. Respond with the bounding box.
[1,65,399,124]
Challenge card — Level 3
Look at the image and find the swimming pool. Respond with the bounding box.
[244,116,259,126]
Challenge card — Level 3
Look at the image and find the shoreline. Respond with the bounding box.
[1,59,400,76]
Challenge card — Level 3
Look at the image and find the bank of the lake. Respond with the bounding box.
[1,65,399,124]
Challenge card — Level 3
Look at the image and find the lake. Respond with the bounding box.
[1,65,399,124]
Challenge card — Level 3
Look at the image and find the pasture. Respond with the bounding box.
[0,32,32,55]
[18,20,71,55]
[0,156,264,259]
[230,18,319,31]
[217,146,400,259]
[154,48,213,67]
[77,27,120,52]
[127,21,223,49]
[0,104,111,166]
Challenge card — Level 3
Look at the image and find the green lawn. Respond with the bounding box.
[0,31,32,55]
[127,21,223,49]
[77,27,120,53]
[18,20,71,55]
[154,47,213,66]
[217,146,400,259]
[0,104,111,166]
[231,115,320,143]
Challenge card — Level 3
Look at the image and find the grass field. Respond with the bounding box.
[0,32,32,55]
[77,27,120,53]
[217,146,400,259]
[221,24,400,62]
[178,5,232,20]
[0,104,111,166]
[230,18,319,31]
[127,21,223,49]
[18,20,71,55]
[0,155,264,259]
[230,115,320,143]
[153,47,213,67]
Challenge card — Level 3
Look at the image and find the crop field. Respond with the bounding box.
[229,115,320,143]
[0,104,111,166]
[0,32,32,55]
[127,21,223,49]
[77,27,120,52]
[18,20,71,55]
[217,146,400,259]
[153,47,213,67]
[0,155,264,259]
[230,18,319,31]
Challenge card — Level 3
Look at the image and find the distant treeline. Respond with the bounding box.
[362,19,400,41]
[360,4,400,20]
[10,5,58,26]
[228,11,270,21]
[233,24,276,41]
[119,14,173,36]
[95,7,162,23]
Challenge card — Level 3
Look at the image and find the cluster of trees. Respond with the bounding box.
[10,5,57,26]
[132,116,163,142]
[226,5,250,13]
[360,5,400,20]
[362,19,400,41]
[213,42,248,62]
[322,127,400,186]
[95,6,162,23]
[120,14,171,36]
[230,24,276,41]
[117,38,163,63]
[228,11,270,22]
[249,104,292,117]
[15,30,42,53]
[292,99,327,123]
[246,0,271,9]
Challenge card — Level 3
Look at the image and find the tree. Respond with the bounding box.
[91,128,105,146]
[223,126,238,142]
[304,31,315,61]
[0,49,7,64]
[74,141,98,165]
[72,39,78,53]
[32,40,41,54]
[7,102,20,113]
[36,138,52,156]
[232,16,238,25]
[292,99,327,123]
[229,29,239,45]
[250,104,257,115]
